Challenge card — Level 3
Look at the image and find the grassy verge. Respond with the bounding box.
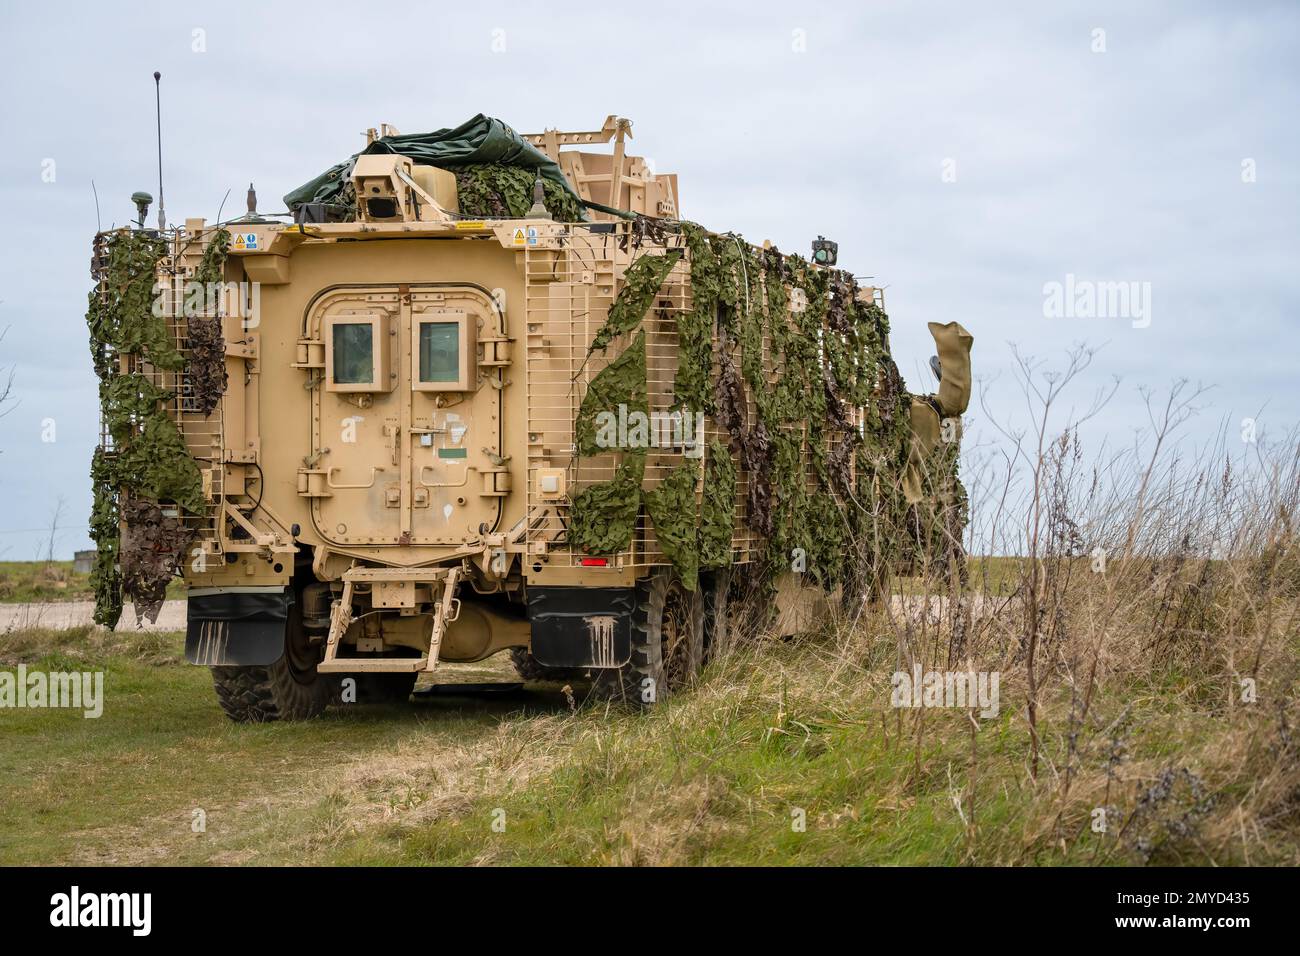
[0,560,184,604]
[0,627,561,865]
[3,613,1294,866]
[0,561,92,603]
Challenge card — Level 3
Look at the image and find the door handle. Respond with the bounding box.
[326,466,382,489]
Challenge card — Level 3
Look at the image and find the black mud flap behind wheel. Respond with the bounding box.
[185,588,292,666]
[527,586,634,669]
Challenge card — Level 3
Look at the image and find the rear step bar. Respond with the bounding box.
[317,566,460,674]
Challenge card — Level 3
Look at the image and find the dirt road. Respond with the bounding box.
[0,599,186,632]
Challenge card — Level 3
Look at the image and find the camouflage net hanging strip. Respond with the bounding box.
[186,229,230,417]
[86,231,183,373]
[86,230,205,627]
[575,332,648,457]
[848,349,914,591]
[118,497,193,623]
[568,251,683,556]
[567,453,646,556]
[674,224,720,415]
[88,447,122,627]
[698,439,736,570]
[589,250,682,354]
[643,460,703,591]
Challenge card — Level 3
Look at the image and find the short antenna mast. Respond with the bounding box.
[153,71,165,232]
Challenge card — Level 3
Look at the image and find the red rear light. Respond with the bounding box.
[580,557,608,567]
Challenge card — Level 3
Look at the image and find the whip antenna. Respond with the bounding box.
[153,71,165,231]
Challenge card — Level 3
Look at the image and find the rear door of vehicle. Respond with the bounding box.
[308,285,502,548]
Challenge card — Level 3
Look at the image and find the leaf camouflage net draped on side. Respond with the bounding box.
[699,439,737,571]
[643,461,702,591]
[86,229,209,627]
[567,454,646,557]
[566,220,967,597]
[575,332,648,458]
[185,229,230,417]
[86,231,182,373]
[589,250,682,354]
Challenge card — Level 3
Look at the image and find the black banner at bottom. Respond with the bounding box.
[0,865,1279,941]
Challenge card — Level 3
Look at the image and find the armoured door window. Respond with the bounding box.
[333,323,373,384]
[419,322,459,382]
[325,313,391,393]
[412,310,474,392]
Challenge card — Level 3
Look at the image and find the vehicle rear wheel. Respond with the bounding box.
[210,598,336,723]
[595,568,702,706]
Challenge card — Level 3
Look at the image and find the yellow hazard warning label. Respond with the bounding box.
[511,227,526,246]
[454,221,486,230]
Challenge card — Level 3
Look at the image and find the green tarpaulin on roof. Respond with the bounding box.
[283,113,584,216]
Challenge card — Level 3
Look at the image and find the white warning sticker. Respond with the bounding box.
[231,232,258,251]
[511,227,526,246]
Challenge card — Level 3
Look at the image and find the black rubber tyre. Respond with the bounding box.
[594,569,702,706]
[210,599,336,723]
[508,648,587,683]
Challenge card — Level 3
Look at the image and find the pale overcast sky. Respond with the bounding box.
[0,1,1296,558]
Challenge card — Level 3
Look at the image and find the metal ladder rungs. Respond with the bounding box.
[316,568,460,674]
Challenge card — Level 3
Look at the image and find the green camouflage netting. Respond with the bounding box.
[99,373,172,444]
[567,219,963,594]
[455,164,585,222]
[590,250,682,354]
[111,413,205,516]
[567,454,646,556]
[86,231,183,373]
[88,446,122,627]
[674,224,719,415]
[186,229,230,417]
[699,439,737,570]
[575,331,648,458]
[87,230,204,627]
[643,461,702,591]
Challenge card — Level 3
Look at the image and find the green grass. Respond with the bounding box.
[895,556,1026,596]
[0,628,557,865]
[0,560,184,604]
[0,561,92,603]
[3,621,1290,866]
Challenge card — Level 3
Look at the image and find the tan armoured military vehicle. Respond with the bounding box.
[87,114,972,722]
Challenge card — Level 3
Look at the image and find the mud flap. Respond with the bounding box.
[185,588,291,666]
[527,586,633,669]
